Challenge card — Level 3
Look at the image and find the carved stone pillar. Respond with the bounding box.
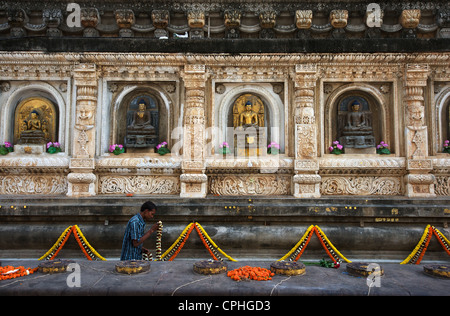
[67,64,98,197]
[404,64,435,197]
[292,64,321,198]
[180,64,207,197]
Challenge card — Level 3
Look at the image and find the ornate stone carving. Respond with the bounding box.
[209,175,291,196]
[321,176,402,195]
[188,10,205,28]
[400,9,421,29]
[224,10,241,28]
[296,10,312,29]
[0,174,67,195]
[435,176,450,196]
[330,10,348,28]
[152,10,169,29]
[180,64,207,197]
[99,175,180,195]
[259,11,277,29]
[115,9,135,29]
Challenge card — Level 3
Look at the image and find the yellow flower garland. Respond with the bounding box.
[195,222,237,261]
[161,223,194,259]
[38,225,105,261]
[314,226,351,263]
[278,225,315,261]
[38,225,73,260]
[73,225,106,261]
[278,225,351,263]
[400,225,431,264]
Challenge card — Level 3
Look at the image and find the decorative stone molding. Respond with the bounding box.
[68,63,98,197]
[209,175,291,196]
[321,176,402,196]
[180,64,207,197]
[292,64,320,198]
[67,172,96,196]
[98,175,180,195]
[0,174,68,195]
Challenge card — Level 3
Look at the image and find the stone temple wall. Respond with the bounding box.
[0,52,449,199]
[0,0,449,200]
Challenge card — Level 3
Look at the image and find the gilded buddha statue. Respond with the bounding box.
[18,110,46,144]
[239,101,259,128]
[232,95,266,156]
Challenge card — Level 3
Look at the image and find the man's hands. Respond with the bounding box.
[132,222,159,248]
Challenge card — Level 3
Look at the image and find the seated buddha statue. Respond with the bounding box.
[126,100,157,148]
[238,101,259,129]
[19,110,46,144]
[339,100,375,149]
[344,101,372,133]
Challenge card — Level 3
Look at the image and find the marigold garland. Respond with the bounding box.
[278,225,351,264]
[160,222,237,261]
[0,266,38,281]
[401,225,450,264]
[38,225,106,261]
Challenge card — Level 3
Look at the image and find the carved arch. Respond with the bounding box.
[1,82,66,150]
[434,84,450,155]
[324,83,391,155]
[216,84,284,154]
[109,84,173,153]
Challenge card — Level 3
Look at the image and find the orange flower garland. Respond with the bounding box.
[194,223,220,261]
[0,266,38,281]
[227,266,274,281]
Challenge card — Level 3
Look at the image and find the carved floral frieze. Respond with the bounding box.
[99,175,180,195]
[321,176,402,195]
[209,175,291,196]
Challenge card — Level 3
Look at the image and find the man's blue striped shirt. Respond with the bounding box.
[120,213,145,260]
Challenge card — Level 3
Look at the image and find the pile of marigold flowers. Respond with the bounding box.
[227,265,275,281]
[0,265,38,281]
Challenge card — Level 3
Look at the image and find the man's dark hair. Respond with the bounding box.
[141,201,157,213]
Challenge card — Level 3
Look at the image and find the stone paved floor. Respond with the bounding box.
[0,259,448,299]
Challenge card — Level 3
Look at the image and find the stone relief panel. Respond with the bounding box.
[209,175,291,195]
[435,176,450,196]
[0,174,68,195]
[98,175,180,195]
[320,176,402,195]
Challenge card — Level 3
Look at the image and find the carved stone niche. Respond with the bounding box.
[333,93,382,154]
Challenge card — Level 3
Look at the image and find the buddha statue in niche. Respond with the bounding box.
[338,99,375,149]
[18,109,46,144]
[239,101,259,128]
[232,94,266,156]
[125,99,158,148]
